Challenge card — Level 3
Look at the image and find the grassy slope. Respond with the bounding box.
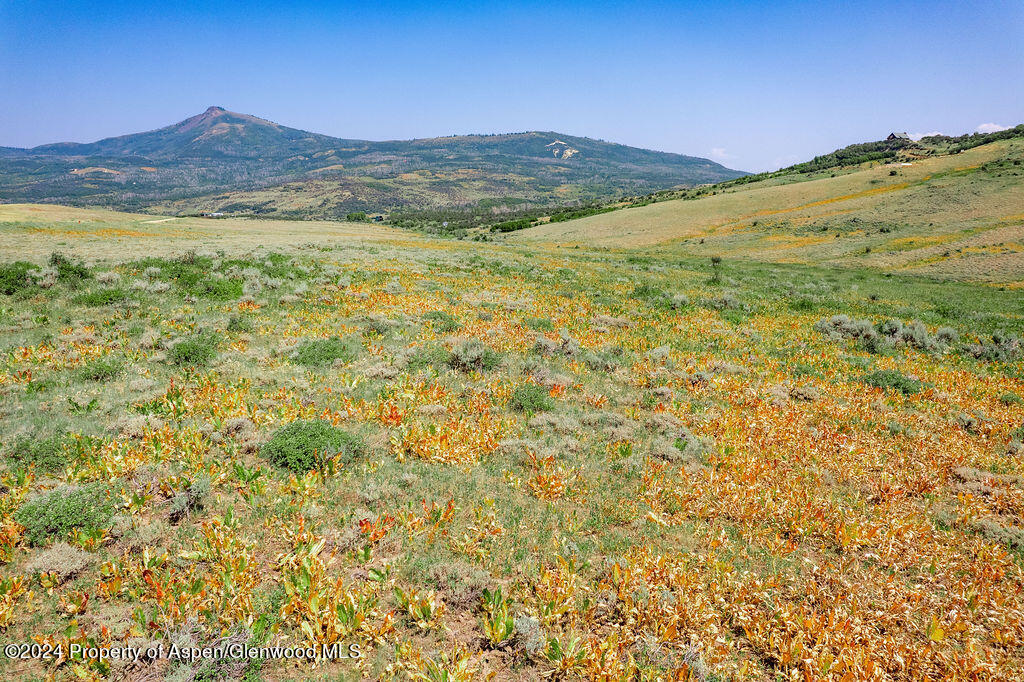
[0,205,1023,680]
[510,138,1024,284]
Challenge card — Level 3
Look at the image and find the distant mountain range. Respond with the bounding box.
[0,107,744,219]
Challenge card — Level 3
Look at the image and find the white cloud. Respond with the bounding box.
[710,147,734,161]
[909,131,942,141]
[976,122,1009,134]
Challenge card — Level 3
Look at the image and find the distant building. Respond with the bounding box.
[887,132,910,141]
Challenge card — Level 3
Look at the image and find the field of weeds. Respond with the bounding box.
[0,211,1023,680]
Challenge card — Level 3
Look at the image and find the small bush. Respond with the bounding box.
[169,331,220,366]
[169,476,211,523]
[423,310,461,333]
[510,384,553,413]
[406,344,451,372]
[261,419,364,473]
[226,314,254,333]
[76,355,123,381]
[5,432,72,472]
[49,252,91,284]
[186,277,244,301]
[0,261,36,295]
[789,297,816,312]
[14,483,114,546]
[862,369,925,395]
[1000,392,1023,406]
[24,542,93,581]
[815,314,878,342]
[816,315,956,355]
[524,316,555,332]
[1010,424,1024,443]
[73,287,130,307]
[448,340,501,372]
[670,293,691,310]
[291,336,358,367]
[962,332,1022,363]
[630,283,667,305]
[583,351,619,372]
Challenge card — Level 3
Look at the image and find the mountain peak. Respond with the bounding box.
[205,106,226,114]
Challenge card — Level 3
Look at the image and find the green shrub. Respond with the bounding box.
[510,384,553,413]
[789,297,816,312]
[406,344,451,371]
[0,261,35,295]
[424,310,461,333]
[227,314,254,333]
[630,283,667,306]
[169,331,220,366]
[448,340,501,372]
[291,336,358,367]
[524,317,555,332]
[73,287,130,307]
[5,432,72,472]
[49,252,91,284]
[862,369,925,395]
[76,355,123,381]
[169,476,211,523]
[183,277,244,301]
[14,483,114,545]
[1000,392,1023,406]
[261,419,364,473]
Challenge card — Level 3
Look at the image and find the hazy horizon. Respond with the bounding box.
[2,0,1022,172]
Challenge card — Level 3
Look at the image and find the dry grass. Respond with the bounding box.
[511,139,1024,284]
[0,203,405,263]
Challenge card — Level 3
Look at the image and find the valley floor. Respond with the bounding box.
[0,206,1023,681]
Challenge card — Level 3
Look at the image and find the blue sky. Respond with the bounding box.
[1,1,1021,172]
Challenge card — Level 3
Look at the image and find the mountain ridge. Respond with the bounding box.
[0,107,744,218]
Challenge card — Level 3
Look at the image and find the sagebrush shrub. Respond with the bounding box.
[169,476,211,523]
[816,315,957,355]
[448,339,501,372]
[262,419,364,473]
[24,542,93,580]
[14,483,114,545]
[962,332,1022,362]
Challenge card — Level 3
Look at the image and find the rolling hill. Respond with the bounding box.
[510,133,1024,285]
[0,107,743,218]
